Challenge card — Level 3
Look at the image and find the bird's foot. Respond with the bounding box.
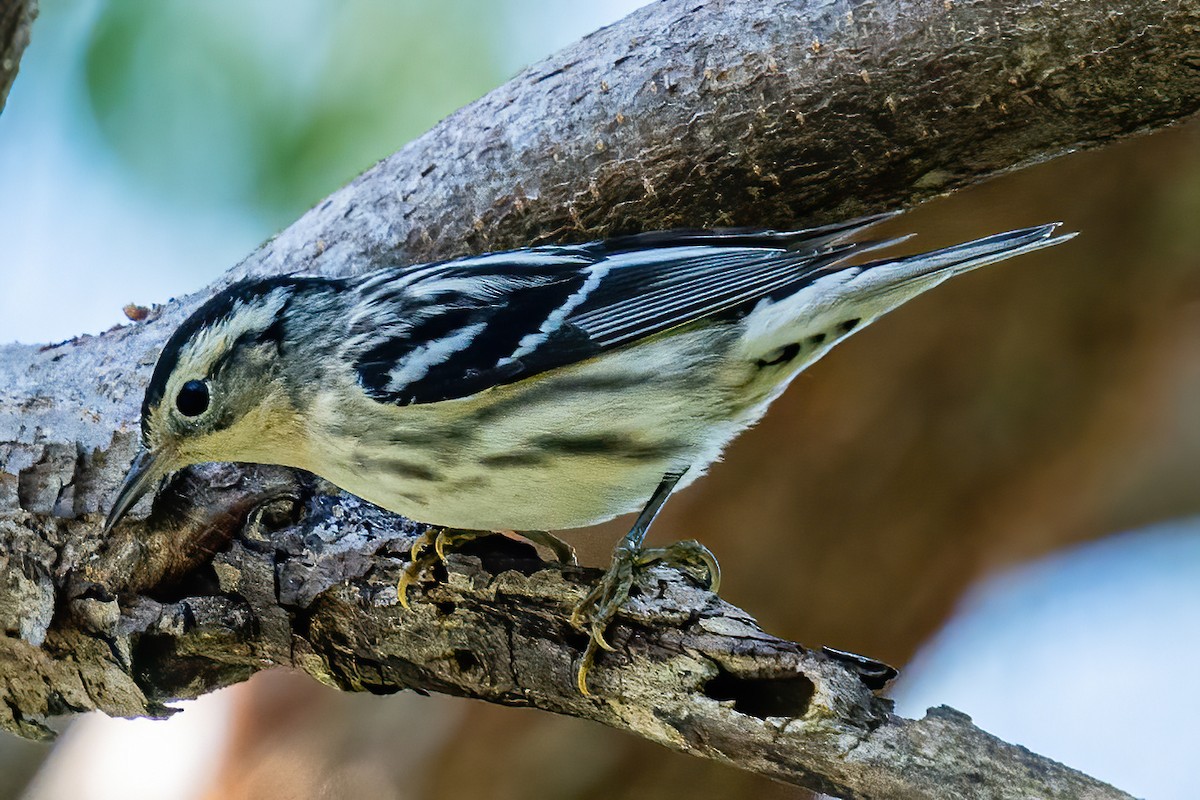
[571,540,720,695]
[398,528,577,609]
[397,527,485,609]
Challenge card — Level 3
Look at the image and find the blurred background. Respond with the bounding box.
[2,1,1199,798]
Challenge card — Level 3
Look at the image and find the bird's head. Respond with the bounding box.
[104,279,310,533]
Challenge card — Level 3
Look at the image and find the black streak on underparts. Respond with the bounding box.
[756,342,802,368]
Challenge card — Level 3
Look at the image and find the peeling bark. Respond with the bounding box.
[2,0,1196,796]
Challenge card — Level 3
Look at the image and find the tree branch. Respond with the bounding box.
[2,0,1195,795]
[0,0,35,114]
[91,478,1134,800]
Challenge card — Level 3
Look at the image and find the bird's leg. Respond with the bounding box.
[570,469,720,695]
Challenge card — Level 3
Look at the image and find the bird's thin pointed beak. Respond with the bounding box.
[103,449,163,534]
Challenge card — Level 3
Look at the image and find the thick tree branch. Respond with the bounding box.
[0,0,35,114]
[2,0,1196,795]
[89,478,1133,800]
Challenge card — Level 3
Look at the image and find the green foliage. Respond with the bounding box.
[84,0,509,225]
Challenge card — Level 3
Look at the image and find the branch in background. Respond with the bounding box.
[0,0,36,114]
[1,0,1197,795]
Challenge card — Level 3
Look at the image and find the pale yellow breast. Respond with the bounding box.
[301,326,767,531]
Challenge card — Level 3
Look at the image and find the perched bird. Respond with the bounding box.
[105,213,1073,692]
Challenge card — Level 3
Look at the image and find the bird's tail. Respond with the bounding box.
[850,223,1075,294]
[735,222,1076,364]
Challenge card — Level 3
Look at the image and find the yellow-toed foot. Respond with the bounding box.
[398,528,577,608]
[398,527,472,609]
[571,538,720,695]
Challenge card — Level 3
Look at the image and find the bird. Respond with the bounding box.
[104,213,1074,692]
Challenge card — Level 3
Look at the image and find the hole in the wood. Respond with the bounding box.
[253,497,303,532]
[132,633,174,673]
[459,534,543,576]
[564,629,591,653]
[453,649,481,673]
[291,606,314,639]
[146,564,220,603]
[75,583,117,603]
[434,602,457,616]
[132,633,226,697]
[704,668,815,719]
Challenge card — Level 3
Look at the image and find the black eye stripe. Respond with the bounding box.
[176,380,210,417]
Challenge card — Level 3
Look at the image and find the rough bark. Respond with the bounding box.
[92,482,1137,800]
[2,0,1197,795]
[0,0,35,114]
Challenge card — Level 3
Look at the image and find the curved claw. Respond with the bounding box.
[571,539,722,694]
[653,539,720,592]
[577,642,599,696]
[519,530,578,566]
[398,528,500,609]
[435,528,488,563]
[703,550,722,593]
[397,529,437,608]
[396,568,416,611]
[591,621,615,652]
[409,530,432,564]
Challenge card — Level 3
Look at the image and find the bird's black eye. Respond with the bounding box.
[175,380,210,417]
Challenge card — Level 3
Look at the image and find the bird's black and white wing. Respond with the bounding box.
[344,215,891,405]
[345,215,1065,405]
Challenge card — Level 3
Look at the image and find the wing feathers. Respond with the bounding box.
[346,220,1070,405]
[592,211,899,255]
